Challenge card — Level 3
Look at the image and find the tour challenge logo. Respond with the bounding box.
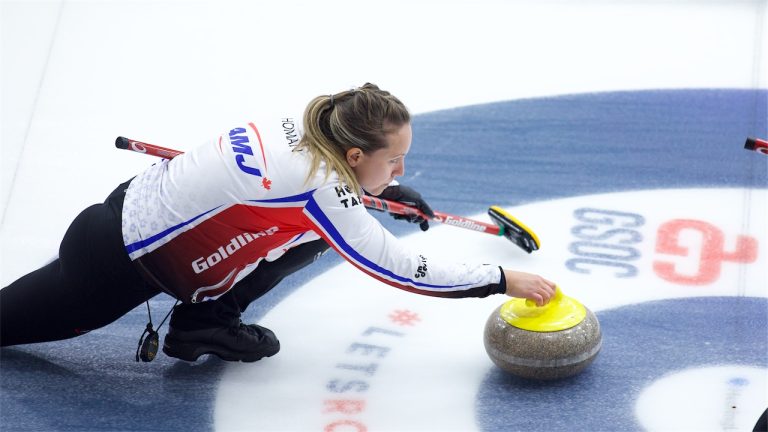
[565,207,758,284]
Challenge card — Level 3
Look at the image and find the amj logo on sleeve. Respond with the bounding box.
[228,123,273,190]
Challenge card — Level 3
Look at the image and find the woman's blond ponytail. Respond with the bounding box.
[296,84,410,193]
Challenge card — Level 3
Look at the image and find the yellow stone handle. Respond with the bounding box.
[500,286,587,332]
[523,285,563,309]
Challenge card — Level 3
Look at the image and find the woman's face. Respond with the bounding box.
[347,122,411,195]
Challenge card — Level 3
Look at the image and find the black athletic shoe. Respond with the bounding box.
[162,321,280,362]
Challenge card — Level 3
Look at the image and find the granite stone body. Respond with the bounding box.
[483,305,602,380]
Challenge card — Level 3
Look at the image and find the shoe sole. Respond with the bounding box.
[162,339,280,363]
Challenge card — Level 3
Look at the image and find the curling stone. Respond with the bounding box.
[483,287,601,380]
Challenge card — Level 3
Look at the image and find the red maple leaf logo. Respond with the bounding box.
[262,177,272,190]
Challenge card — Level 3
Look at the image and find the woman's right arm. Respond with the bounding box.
[302,182,555,304]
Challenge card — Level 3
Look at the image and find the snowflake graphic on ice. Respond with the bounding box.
[388,309,420,326]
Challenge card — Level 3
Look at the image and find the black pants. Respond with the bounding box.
[755,408,768,432]
[168,239,330,331]
[0,181,329,346]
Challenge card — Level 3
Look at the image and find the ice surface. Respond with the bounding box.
[1,1,766,431]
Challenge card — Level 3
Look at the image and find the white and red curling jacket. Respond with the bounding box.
[121,116,505,303]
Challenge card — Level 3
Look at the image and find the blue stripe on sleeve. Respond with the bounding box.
[304,197,472,290]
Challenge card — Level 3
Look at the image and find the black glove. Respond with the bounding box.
[376,184,435,231]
